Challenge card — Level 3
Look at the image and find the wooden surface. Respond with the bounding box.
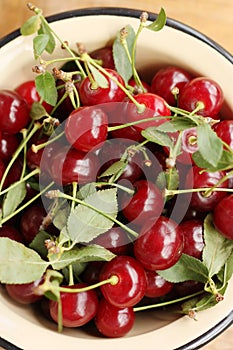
[0,1,233,349]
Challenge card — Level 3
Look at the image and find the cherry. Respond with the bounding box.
[0,90,30,134]
[134,216,183,270]
[15,80,53,113]
[173,280,204,297]
[78,68,126,106]
[20,204,48,244]
[125,92,171,139]
[90,46,115,70]
[0,158,6,183]
[128,78,151,94]
[178,77,224,117]
[151,65,192,106]
[213,194,233,240]
[0,132,20,162]
[0,225,24,243]
[120,179,164,226]
[49,283,99,327]
[5,277,44,304]
[212,120,233,149]
[65,106,108,153]
[144,270,173,298]
[95,298,134,338]
[99,255,147,307]
[80,261,106,285]
[185,165,229,212]
[50,146,99,186]
[178,219,204,259]
[26,136,49,170]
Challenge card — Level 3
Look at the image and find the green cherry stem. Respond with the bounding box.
[0,168,40,196]
[165,187,233,197]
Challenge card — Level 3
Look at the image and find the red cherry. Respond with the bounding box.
[0,132,20,162]
[134,216,183,270]
[120,179,164,226]
[49,283,99,327]
[79,68,126,106]
[0,225,24,243]
[90,46,115,70]
[151,65,192,106]
[212,120,233,149]
[178,219,204,259]
[128,78,151,94]
[65,106,108,152]
[99,255,147,307]
[20,205,47,244]
[144,270,173,298]
[213,194,233,240]
[179,77,224,117]
[5,277,44,304]
[95,298,134,338]
[0,90,30,134]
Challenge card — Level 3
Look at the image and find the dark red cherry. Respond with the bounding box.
[49,283,99,327]
[0,90,30,134]
[0,225,24,243]
[99,255,147,307]
[212,120,233,149]
[120,179,164,226]
[213,194,233,240]
[20,205,47,244]
[95,298,135,338]
[65,106,108,152]
[151,65,192,106]
[5,277,44,304]
[134,216,183,271]
[0,132,20,162]
[90,46,115,70]
[79,68,126,106]
[50,146,99,186]
[26,137,49,170]
[185,165,229,212]
[179,77,224,117]
[178,219,204,259]
[144,270,173,298]
[128,78,151,94]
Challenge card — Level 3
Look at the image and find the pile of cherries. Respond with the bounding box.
[0,40,233,339]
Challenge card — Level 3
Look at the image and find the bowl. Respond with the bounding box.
[0,7,233,350]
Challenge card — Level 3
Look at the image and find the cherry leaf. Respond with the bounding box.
[35,72,58,106]
[87,63,109,88]
[157,254,209,283]
[20,15,41,36]
[217,251,233,284]
[33,34,50,58]
[98,160,126,178]
[2,182,26,219]
[77,182,97,200]
[113,24,135,84]
[197,123,223,167]
[67,188,118,243]
[192,149,233,172]
[202,214,233,278]
[146,8,166,32]
[30,102,49,120]
[29,230,51,259]
[157,117,197,132]
[38,21,56,54]
[141,127,173,147]
[0,238,48,284]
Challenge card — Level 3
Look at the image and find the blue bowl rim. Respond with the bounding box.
[0,6,232,350]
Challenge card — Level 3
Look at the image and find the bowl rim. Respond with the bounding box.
[0,6,233,350]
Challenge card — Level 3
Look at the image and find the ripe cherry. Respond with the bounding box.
[128,78,151,94]
[178,219,204,259]
[90,46,115,70]
[212,120,233,149]
[120,179,164,226]
[49,283,99,327]
[134,216,183,270]
[144,270,173,298]
[0,90,30,134]
[213,194,233,240]
[95,298,135,338]
[20,204,48,244]
[99,255,147,307]
[0,225,24,243]
[0,132,20,162]
[5,277,44,304]
[79,68,126,106]
[50,147,99,186]
[151,65,192,106]
[179,77,224,117]
[65,106,108,153]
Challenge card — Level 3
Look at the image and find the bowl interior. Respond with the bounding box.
[0,9,233,350]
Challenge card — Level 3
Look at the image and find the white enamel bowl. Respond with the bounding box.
[0,7,233,350]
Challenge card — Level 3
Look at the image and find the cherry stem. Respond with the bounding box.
[46,190,139,238]
[96,181,135,195]
[133,290,204,312]
[0,168,40,196]
[165,187,233,197]
[32,131,65,153]
[107,115,169,132]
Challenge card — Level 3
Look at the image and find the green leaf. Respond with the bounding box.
[141,127,173,147]
[2,182,26,218]
[77,182,97,200]
[146,8,166,32]
[192,149,233,172]
[0,238,48,284]
[35,72,58,106]
[20,15,41,36]
[38,21,56,54]
[51,245,115,270]
[157,117,197,132]
[157,254,209,283]
[197,123,223,167]
[30,102,49,120]
[98,160,126,178]
[202,214,233,277]
[113,24,135,84]
[67,188,118,243]
[33,34,50,58]
[87,63,109,88]
[29,230,51,259]
[53,205,70,231]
